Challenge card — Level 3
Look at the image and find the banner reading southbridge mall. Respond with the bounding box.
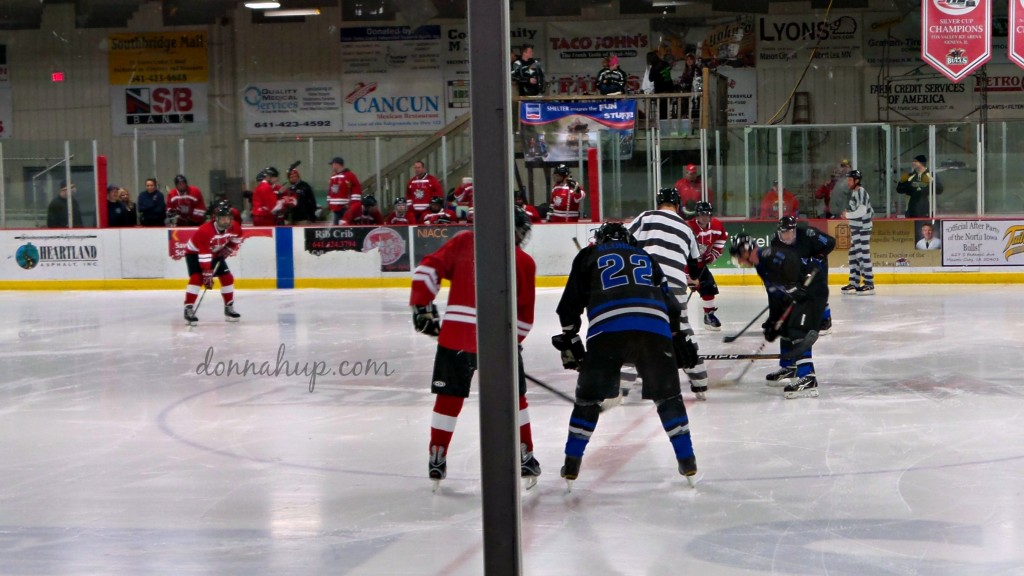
[519,100,636,163]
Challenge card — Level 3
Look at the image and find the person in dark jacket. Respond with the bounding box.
[47,180,83,228]
[137,178,167,226]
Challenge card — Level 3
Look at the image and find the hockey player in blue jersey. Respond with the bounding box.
[771,215,836,339]
[553,222,700,490]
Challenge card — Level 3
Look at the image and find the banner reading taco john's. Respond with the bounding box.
[519,99,636,163]
[922,0,991,83]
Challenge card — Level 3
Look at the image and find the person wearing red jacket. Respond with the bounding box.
[453,176,474,207]
[250,167,281,226]
[183,204,243,326]
[549,164,586,222]
[327,156,362,225]
[419,196,457,225]
[166,174,207,226]
[686,201,729,330]
[410,207,540,491]
[759,181,799,220]
[673,164,710,218]
[349,195,385,225]
[515,190,542,223]
[385,198,414,226]
[405,160,444,223]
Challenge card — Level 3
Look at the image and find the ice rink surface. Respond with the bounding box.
[1,284,1023,575]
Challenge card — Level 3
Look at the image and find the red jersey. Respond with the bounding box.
[673,177,708,210]
[521,204,542,223]
[350,208,384,225]
[167,185,207,226]
[185,220,243,272]
[251,180,280,226]
[453,182,474,207]
[328,169,362,215]
[410,231,536,353]
[420,209,457,226]
[406,172,444,218]
[686,217,729,266]
[385,211,414,226]
[759,188,799,220]
[549,183,586,222]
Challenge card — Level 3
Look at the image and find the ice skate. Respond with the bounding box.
[560,456,582,492]
[840,283,858,295]
[765,366,795,387]
[856,284,875,296]
[678,456,698,488]
[784,374,819,399]
[818,316,832,336]
[184,305,198,327]
[691,384,707,401]
[703,309,721,331]
[224,302,241,322]
[429,446,447,493]
[520,444,541,491]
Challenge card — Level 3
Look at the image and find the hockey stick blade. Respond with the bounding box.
[699,353,781,361]
[572,237,582,251]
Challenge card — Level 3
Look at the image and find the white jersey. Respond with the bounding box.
[626,208,701,295]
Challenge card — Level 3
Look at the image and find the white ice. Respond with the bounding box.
[1,285,1023,575]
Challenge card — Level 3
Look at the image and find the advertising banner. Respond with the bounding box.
[942,219,1024,266]
[109,84,209,136]
[412,225,470,261]
[6,232,101,279]
[865,64,1024,122]
[342,74,444,132]
[757,14,862,68]
[339,26,442,75]
[921,0,991,83]
[545,20,650,81]
[303,226,411,272]
[240,82,342,135]
[168,228,273,260]
[519,99,636,163]
[1012,0,1024,69]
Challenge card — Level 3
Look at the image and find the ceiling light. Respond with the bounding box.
[244,2,281,9]
[265,9,322,17]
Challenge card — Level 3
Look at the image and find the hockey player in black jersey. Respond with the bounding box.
[553,222,700,489]
[730,235,823,399]
[772,216,836,337]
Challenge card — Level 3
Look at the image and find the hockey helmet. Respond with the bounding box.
[173,174,188,185]
[514,206,532,246]
[656,187,681,206]
[777,216,798,231]
[362,195,378,208]
[264,166,279,178]
[729,234,757,267]
[213,203,233,230]
[429,195,444,206]
[695,201,713,216]
[846,169,862,181]
[554,164,570,176]
[594,222,636,246]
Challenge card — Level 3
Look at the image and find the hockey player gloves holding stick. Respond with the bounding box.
[672,332,699,369]
[412,304,441,337]
[551,332,586,370]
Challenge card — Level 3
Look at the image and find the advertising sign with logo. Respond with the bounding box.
[5,233,101,278]
[107,32,209,135]
[339,26,442,75]
[519,99,637,162]
[757,14,862,68]
[303,226,411,272]
[865,64,1024,122]
[342,74,444,132]
[240,82,342,135]
[413,225,469,261]
[167,228,273,260]
[921,0,991,83]
[545,20,649,94]
[0,44,10,139]
[942,219,1024,266]
[1011,0,1024,69]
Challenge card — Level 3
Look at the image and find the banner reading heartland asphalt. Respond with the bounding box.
[921,0,991,83]
[519,99,636,163]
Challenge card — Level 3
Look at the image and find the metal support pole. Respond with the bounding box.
[178,138,186,177]
[928,124,936,219]
[441,134,448,193]
[0,142,5,229]
[65,141,73,229]
[776,127,784,217]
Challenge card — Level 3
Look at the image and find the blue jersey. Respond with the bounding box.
[557,241,681,341]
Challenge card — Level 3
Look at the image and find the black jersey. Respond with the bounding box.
[557,241,681,341]
[754,245,803,299]
[772,225,835,295]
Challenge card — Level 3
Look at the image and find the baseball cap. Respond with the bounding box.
[913,154,927,164]
[840,159,850,166]
[608,55,619,66]
[329,156,344,165]
[685,164,698,173]
[106,184,119,192]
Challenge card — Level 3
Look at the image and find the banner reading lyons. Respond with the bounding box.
[519,99,636,163]
[921,0,991,83]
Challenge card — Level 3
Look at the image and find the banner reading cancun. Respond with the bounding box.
[921,0,991,83]
[519,100,636,163]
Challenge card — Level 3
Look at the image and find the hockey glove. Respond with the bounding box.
[785,285,809,303]
[201,271,214,290]
[551,332,586,371]
[672,332,699,369]
[412,304,441,337]
[762,320,780,343]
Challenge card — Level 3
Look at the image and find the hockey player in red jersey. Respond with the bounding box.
[419,196,457,226]
[686,201,729,330]
[166,174,207,226]
[183,204,243,326]
[348,195,384,225]
[405,160,444,223]
[410,207,541,491]
[549,164,586,222]
[327,156,362,225]
[453,176,474,208]
[514,190,542,223]
[250,167,282,227]
[385,198,414,226]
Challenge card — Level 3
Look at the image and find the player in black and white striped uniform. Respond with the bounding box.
[626,187,709,400]
[841,169,875,295]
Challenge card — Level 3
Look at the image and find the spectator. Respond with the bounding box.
[511,43,545,96]
[759,181,799,220]
[167,174,207,227]
[453,176,474,208]
[896,154,942,218]
[251,167,281,227]
[841,169,875,295]
[814,159,851,218]
[916,222,941,250]
[385,197,415,226]
[645,51,675,119]
[327,156,362,225]
[515,190,542,223]
[597,55,627,95]
[405,160,444,223]
[677,53,699,117]
[350,195,384,225]
[420,196,457,225]
[47,180,83,228]
[137,178,166,227]
[285,165,319,225]
[549,164,586,222]
[118,188,138,226]
[673,164,710,217]
[107,185,132,227]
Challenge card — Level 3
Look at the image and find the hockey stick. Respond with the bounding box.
[572,237,582,250]
[722,304,768,343]
[699,352,780,360]
[191,260,222,319]
[722,268,818,343]
[524,373,576,406]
